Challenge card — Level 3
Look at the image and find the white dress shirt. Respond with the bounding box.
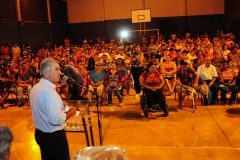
[197,64,218,81]
[30,78,66,133]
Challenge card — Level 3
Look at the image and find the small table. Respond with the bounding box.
[64,100,96,147]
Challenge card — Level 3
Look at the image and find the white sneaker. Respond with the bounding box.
[134,94,139,98]
[119,103,123,107]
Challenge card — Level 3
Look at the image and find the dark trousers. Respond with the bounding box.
[35,129,70,160]
[202,80,219,104]
[132,67,144,94]
[144,88,163,107]
[70,85,82,100]
[220,85,238,103]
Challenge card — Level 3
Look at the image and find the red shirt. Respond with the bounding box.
[1,46,10,58]
[141,72,161,87]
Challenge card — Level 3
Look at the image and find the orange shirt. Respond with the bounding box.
[163,61,174,72]
[220,69,234,81]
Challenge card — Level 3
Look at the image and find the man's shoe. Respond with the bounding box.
[0,102,4,109]
[178,104,183,109]
[107,102,112,106]
[228,101,234,105]
[212,101,217,105]
[203,99,208,105]
[151,105,156,112]
[119,103,123,107]
[192,105,197,109]
[155,104,161,111]
[18,102,24,107]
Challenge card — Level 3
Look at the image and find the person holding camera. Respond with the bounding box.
[130,45,144,98]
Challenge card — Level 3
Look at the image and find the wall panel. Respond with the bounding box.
[50,0,68,23]
[0,21,21,46]
[0,0,17,20]
[104,0,143,20]
[145,0,185,17]
[67,0,224,23]
[20,22,50,50]
[67,0,103,23]
[20,0,48,22]
[69,21,104,45]
[187,0,224,16]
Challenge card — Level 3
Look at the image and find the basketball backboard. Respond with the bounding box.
[131,9,151,23]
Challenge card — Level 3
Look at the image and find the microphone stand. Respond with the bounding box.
[68,79,107,146]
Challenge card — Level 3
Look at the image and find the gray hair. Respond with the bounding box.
[0,124,13,160]
[40,58,58,76]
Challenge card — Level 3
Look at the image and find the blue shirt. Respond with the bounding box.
[30,78,66,133]
[90,70,105,83]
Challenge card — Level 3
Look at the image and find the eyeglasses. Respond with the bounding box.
[95,64,101,66]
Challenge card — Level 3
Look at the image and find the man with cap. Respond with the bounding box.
[176,60,199,109]
[197,56,219,105]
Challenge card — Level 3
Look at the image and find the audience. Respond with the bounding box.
[1,30,240,108]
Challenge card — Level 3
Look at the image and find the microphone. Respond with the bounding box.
[60,74,75,82]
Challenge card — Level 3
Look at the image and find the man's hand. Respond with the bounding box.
[192,83,198,89]
[229,83,235,87]
[182,85,189,89]
[202,81,207,85]
[63,101,68,108]
[66,107,77,119]
[208,83,212,88]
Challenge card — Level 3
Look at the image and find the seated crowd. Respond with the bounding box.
[0,30,240,109]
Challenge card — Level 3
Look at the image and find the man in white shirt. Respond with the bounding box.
[11,43,21,58]
[30,58,76,160]
[197,56,219,105]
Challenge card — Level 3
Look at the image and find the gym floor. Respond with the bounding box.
[1,91,240,160]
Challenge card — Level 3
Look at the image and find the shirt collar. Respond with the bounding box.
[40,78,56,89]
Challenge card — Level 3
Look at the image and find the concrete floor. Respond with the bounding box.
[1,92,240,160]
